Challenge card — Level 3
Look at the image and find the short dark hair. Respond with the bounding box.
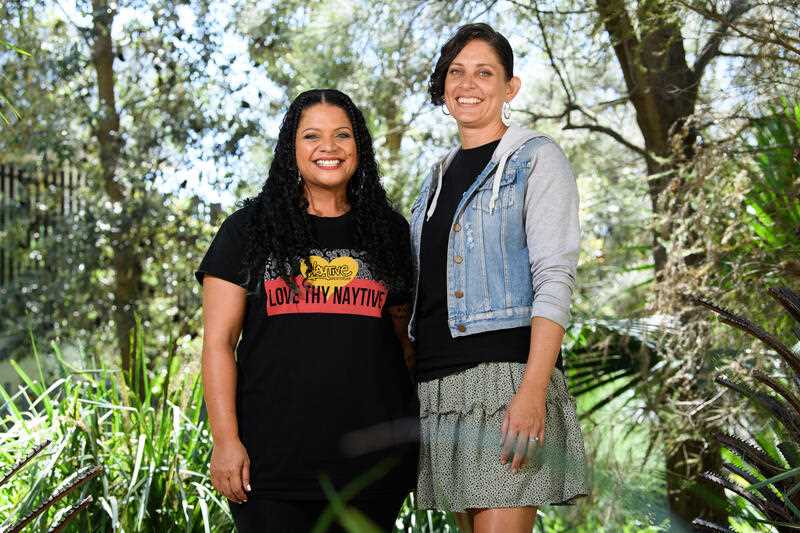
[428,23,514,106]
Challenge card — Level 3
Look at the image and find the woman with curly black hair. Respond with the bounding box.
[195,89,417,532]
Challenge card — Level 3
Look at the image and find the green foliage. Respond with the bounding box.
[0,39,28,126]
[1,1,797,530]
[0,184,219,368]
[0,324,230,532]
[564,319,661,418]
[393,493,459,533]
[1,1,92,160]
[0,439,101,532]
[0,0,257,371]
[0,321,675,532]
[744,100,800,258]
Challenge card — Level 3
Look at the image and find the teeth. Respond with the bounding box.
[458,97,482,104]
[315,159,342,167]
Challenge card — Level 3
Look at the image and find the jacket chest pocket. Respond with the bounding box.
[471,162,526,213]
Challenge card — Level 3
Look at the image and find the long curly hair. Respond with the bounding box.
[239,89,411,296]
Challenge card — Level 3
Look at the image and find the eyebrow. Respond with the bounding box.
[449,62,497,68]
[301,126,353,133]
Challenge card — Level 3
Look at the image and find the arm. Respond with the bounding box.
[201,275,250,503]
[520,317,564,401]
[501,140,580,471]
[386,212,416,370]
[387,303,415,370]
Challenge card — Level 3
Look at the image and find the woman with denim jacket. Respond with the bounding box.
[409,23,590,531]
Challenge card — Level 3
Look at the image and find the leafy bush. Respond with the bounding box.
[0,324,228,532]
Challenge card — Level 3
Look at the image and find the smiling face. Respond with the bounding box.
[443,39,520,130]
[295,103,358,195]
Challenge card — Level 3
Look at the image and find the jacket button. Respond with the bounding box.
[454,290,464,298]
[453,223,461,232]
[457,324,466,332]
[454,255,463,264]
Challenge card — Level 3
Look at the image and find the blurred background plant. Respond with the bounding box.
[0,39,28,126]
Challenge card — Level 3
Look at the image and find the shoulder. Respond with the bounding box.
[226,203,255,225]
[422,147,457,184]
[377,207,410,246]
[220,203,257,236]
[513,134,561,159]
[520,136,575,180]
[388,208,410,233]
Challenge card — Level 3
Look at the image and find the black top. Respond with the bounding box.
[414,139,563,382]
[195,207,417,500]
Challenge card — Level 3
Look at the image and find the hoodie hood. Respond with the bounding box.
[426,123,550,221]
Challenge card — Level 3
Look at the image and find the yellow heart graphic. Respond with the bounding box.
[300,256,359,288]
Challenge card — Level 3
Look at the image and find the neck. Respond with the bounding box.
[304,185,350,217]
[458,120,507,149]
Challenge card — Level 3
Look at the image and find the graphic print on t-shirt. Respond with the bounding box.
[263,249,388,317]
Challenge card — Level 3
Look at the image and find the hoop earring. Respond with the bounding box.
[441,104,450,116]
[502,101,511,125]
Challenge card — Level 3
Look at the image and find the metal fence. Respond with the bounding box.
[0,164,86,287]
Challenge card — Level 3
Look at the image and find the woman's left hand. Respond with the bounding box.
[500,385,546,472]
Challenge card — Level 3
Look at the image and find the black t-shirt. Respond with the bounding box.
[415,139,563,382]
[195,207,417,500]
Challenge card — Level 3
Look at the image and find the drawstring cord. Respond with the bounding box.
[489,150,511,213]
[427,138,516,219]
[426,160,445,221]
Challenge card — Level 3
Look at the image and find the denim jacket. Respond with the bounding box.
[408,124,580,342]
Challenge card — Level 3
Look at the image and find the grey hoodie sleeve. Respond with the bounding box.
[522,139,580,330]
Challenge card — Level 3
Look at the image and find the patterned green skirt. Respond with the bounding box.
[415,362,590,513]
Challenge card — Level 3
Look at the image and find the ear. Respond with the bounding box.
[506,76,522,101]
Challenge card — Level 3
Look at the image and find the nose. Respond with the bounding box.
[461,75,477,89]
[318,135,338,153]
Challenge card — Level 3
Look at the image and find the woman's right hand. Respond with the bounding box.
[210,438,251,503]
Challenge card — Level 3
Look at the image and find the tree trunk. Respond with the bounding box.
[665,438,729,530]
[594,0,751,526]
[380,99,411,204]
[90,0,143,387]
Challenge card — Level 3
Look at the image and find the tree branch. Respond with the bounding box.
[516,108,572,123]
[518,106,654,165]
[513,0,655,165]
[718,50,800,65]
[506,0,596,17]
[595,0,641,96]
[679,0,799,58]
[564,121,653,164]
[692,0,754,81]
[529,0,575,101]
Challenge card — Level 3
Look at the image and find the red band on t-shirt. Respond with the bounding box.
[264,276,387,317]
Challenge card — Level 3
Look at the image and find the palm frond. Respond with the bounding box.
[696,287,800,530]
[693,296,800,375]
